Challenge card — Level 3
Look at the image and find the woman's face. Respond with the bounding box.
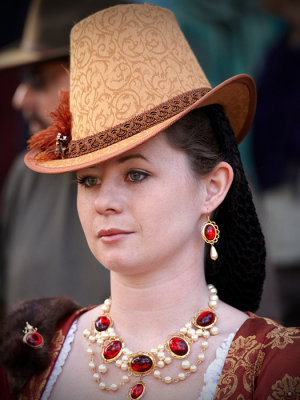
[76,133,207,277]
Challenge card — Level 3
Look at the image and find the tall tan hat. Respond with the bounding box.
[0,0,125,69]
[25,3,256,174]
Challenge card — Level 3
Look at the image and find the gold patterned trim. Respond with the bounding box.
[66,88,211,158]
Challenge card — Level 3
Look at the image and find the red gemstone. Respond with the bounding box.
[25,332,43,347]
[130,383,144,399]
[169,337,189,357]
[131,355,153,373]
[103,340,122,360]
[205,225,215,241]
[196,311,216,327]
[95,315,110,332]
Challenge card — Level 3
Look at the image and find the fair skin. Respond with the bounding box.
[12,60,69,134]
[49,133,248,400]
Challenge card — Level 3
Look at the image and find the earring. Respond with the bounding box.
[201,216,220,260]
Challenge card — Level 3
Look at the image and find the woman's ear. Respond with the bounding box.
[201,161,233,214]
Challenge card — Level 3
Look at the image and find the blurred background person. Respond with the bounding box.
[252,0,300,326]
[0,0,131,316]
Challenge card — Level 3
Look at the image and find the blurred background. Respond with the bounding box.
[0,0,299,326]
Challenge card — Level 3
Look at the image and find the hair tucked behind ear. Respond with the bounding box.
[166,105,265,312]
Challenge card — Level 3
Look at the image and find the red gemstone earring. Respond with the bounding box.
[201,216,220,260]
[23,322,44,348]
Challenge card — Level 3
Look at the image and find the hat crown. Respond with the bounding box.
[70,4,210,140]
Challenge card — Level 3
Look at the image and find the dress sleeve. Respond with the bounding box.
[254,320,300,399]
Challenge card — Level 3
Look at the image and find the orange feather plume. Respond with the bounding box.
[27,90,72,161]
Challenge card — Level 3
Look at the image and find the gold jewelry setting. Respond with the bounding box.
[83,284,219,399]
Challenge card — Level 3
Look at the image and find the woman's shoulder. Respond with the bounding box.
[215,314,300,399]
[0,296,84,397]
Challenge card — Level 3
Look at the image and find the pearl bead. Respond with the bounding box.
[104,298,111,305]
[210,326,219,335]
[210,287,217,294]
[209,300,217,308]
[203,330,210,339]
[210,294,218,301]
[89,361,95,369]
[98,364,107,373]
[180,327,187,334]
[164,357,172,364]
[122,375,129,382]
[151,348,157,354]
[102,304,109,312]
[101,332,109,339]
[157,360,165,368]
[115,359,122,367]
[121,363,128,370]
[202,340,208,349]
[182,360,190,370]
[154,370,161,378]
[157,352,165,360]
[86,348,93,354]
[93,373,100,380]
[122,355,128,362]
[178,372,186,380]
[83,329,90,337]
[110,384,118,391]
[99,382,106,390]
[198,353,205,361]
[190,365,197,373]
[164,376,172,383]
[192,334,198,341]
[157,344,164,351]
[207,284,214,290]
[188,328,195,337]
[196,329,203,336]
[123,348,131,355]
[97,339,103,346]
[185,322,192,329]
[89,335,96,343]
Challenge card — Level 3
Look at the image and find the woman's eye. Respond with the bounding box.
[126,170,149,182]
[76,176,100,188]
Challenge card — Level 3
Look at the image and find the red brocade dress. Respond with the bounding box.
[1,310,300,400]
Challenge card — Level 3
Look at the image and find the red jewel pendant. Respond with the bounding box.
[130,353,154,375]
[128,382,145,400]
[95,315,111,332]
[204,224,216,241]
[193,310,216,329]
[102,339,123,362]
[168,336,190,358]
[24,332,43,347]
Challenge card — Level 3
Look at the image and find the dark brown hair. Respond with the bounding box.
[165,105,266,312]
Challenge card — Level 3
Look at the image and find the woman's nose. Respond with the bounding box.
[93,179,123,216]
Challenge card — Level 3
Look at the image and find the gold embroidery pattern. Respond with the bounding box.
[214,335,262,399]
[264,325,300,350]
[268,374,300,400]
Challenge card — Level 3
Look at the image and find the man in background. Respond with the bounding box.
[0,0,128,314]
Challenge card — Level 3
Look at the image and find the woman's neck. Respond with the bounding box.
[108,260,210,350]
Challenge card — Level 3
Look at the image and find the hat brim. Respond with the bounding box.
[25,74,256,174]
[0,44,69,70]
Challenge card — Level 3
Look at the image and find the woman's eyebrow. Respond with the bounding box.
[117,154,148,163]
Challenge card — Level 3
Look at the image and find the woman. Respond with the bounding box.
[1,4,299,400]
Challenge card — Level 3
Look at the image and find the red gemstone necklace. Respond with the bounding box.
[83,284,219,400]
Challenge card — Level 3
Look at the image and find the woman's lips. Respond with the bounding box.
[97,229,133,244]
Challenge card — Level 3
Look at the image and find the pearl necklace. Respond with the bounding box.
[83,284,219,400]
